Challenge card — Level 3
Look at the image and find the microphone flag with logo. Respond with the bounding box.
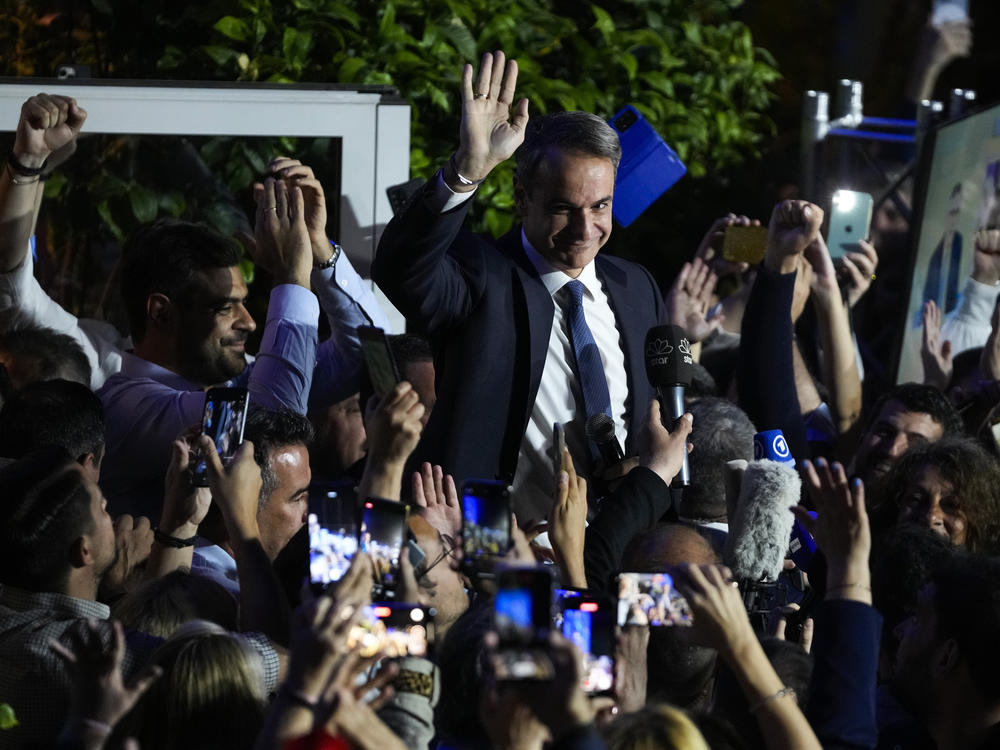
[643,324,693,486]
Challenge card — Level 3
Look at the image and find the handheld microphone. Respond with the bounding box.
[723,459,800,628]
[724,460,800,584]
[644,324,693,487]
[585,412,625,466]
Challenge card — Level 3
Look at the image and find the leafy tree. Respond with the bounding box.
[0,0,778,316]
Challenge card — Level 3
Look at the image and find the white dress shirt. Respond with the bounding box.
[511,232,630,525]
[427,174,631,524]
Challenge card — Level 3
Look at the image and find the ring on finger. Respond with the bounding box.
[474,93,489,100]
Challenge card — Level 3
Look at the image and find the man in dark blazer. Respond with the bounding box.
[373,51,665,523]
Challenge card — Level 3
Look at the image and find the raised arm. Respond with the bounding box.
[805,234,863,435]
[263,157,396,411]
[372,51,529,332]
[202,436,291,646]
[0,94,85,273]
[797,459,879,749]
[738,200,823,461]
[678,564,823,750]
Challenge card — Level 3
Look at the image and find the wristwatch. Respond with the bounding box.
[317,241,342,271]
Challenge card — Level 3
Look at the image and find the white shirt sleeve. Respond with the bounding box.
[941,277,1000,357]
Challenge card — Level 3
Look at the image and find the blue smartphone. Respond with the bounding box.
[608,105,687,227]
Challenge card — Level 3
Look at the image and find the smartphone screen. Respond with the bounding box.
[359,498,408,597]
[461,480,512,561]
[721,224,768,264]
[617,572,693,627]
[358,326,401,400]
[191,387,249,486]
[308,481,358,592]
[556,590,615,695]
[495,566,555,680]
[827,190,873,259]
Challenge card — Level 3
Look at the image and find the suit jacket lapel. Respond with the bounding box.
[596,257,647,447]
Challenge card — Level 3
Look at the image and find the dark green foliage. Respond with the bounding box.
[0,0,778,314]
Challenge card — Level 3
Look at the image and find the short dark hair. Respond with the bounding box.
[863,383,964,439]
[681,397,756,521]
[388,333,432,368]
[119,218,242,341]
[515,111,621,187]
[244,407,314,510]
[931,555,1000,703]
[0,325,90,387]
[0,447,93,591]
[0,379,104,461]
[877,437,1000,555]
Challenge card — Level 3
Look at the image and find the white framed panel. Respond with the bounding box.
[0,79,410,268]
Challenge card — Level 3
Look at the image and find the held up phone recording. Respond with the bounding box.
[826,190,873,260]
[358,325,401,400]
[348,603,436,659]
[555,589,615,696]
[617,572,693,627]
[461,479,513,572]
[190,387,249,487]
[494,566,555,681]
[359,497,408,599]
[308,481,359,593]
[721,224,768,265]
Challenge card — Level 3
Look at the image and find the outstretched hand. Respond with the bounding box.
[448,50,530,189]
[51,619,161,735]
[411,462,461,537]
[665,257,723,343]
[796,458,871,603]
[252,177,313,288]
[921,299,953,390]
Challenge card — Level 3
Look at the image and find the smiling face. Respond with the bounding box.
[897,464,968,547]
[175,266,256,387]
[853,400,944,485]
[514,148,615,278]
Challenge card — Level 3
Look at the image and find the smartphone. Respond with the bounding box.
[494,566,555,680]
[190,387,249,486]
[552,422,566,477]
[721,224,768,265]
[556,590,615,695]
[609,105,687,227]
[461,479,513,562]
[347,603,436,658]
[932,0,968,26]
[359,498,408,598]
[616,572,693,627]
[308,481,359,593]
[358,326,401,400]
[826,190,873,260]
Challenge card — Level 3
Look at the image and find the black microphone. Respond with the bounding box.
[644,324,693,487]
[585,412,625,466]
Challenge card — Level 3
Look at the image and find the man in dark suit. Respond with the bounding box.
[373,51,665,523]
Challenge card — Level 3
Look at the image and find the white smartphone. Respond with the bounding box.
[826,190,873,260]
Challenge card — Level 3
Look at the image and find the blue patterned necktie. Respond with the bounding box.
[563,279,612,421]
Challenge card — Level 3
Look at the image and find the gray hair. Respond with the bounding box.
[515,111,621,187]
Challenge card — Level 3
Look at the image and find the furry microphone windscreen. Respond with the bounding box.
[723,459,800,583]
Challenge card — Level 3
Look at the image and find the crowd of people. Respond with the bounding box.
[0,39,998,750]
